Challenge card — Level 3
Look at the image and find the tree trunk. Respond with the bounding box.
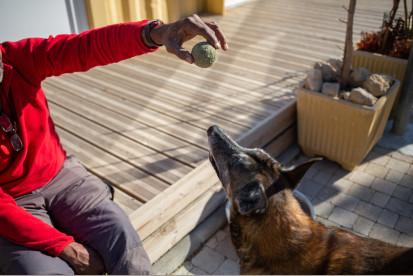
[340,0,357,89]
[392,44,413,135]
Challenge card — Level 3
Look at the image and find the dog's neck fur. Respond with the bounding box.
[230,189,316,274]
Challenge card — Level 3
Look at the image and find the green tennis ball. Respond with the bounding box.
[191,42,217,68]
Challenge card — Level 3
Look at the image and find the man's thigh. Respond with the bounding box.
[0,192,73,275]
[44,156,151,274]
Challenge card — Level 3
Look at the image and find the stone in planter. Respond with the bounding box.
[362,74,392,97]
[304,69,322,92]
[315,59,342,82]
[350,67,370,87]
[349,87,377,106]
[352,50,408,117]
[339,91,351,101]
[322,82,340,97]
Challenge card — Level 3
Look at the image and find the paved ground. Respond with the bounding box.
[173,121,413,275]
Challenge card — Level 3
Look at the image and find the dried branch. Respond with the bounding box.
[340,0,356,88]
[342,5,349,12]
[381,0,400,52]
[338,18,347,23]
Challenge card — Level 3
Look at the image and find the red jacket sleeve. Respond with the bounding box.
[0,189,74,256]
[1,20,157,85]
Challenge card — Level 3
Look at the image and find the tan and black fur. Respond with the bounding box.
[207,125,413,274]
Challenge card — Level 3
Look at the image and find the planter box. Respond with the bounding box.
[297,81,400,170]
[352,50,407,116]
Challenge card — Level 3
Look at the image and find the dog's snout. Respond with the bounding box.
[207,125,220,136]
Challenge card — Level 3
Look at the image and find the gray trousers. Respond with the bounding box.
[0,156,151,275]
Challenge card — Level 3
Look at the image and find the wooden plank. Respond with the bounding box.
[264,125,297,157]
[50,103,191,184]
[44,84,206,166]
[143,184,225,262]
[131,100,296,240]
[52,73,249,137]
[84,65,272,126]
[56,128,169,202]
[43,80,211,150]
[112,186,143,215]
[104,61,275,118]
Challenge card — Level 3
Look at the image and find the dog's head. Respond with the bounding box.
[207,125,319,216]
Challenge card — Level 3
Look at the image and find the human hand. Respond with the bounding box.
[150,14,228,64]
[59,242,105,275]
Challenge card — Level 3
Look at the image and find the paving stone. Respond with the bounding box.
[385,169,405,184]
[174,262,193,275]
[364,163,389,178]
[397,233,413,247]
[317,216,340,228]
[352,216,375,236]
[349,171,375,187]
[386,197,413,218]
[364,150,380,162]
[370,178,397,195]
[206,235,218,249]
[190,267,209,275]
[371,155,390,166]
[347,183,375,201]
[304,167,318,179]
[392,185,413,201]
[407,165,413,176]
[329,207,358,228]
[215,236,238,261]
[331,193,360,212]
[214,259,240,275]
[313,170,334,185]
[314,201,335,219]
[191,247,225,274]
[313,186,339,204]
[332,167,350,179]
[391,151,413,164]
[400,174,413,189]
[297,179,324,199]
[387,158,411,173]
[331,179,353,193]
[355,201,382,221]
[369,223,400,244]
[370,192,391,208]
[216,230,227,242]
[395,216,413,234]
[317,160,340,171]
[377,209,399,228]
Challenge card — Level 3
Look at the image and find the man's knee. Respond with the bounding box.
[86,200,151,274]
[112,243,151,275]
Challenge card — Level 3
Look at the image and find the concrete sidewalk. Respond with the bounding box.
[174,123,413,275]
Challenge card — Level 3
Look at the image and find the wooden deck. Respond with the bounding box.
[43,0,391,215]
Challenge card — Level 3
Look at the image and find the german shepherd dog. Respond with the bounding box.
[207,125,413,274]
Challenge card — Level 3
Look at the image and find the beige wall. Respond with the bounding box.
[85,0,226,28]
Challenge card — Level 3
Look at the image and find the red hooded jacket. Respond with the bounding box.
[0,20,157,256]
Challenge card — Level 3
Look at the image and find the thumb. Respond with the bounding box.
[165,42,194,64]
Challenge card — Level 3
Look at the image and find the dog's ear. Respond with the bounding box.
[280,158,322,189]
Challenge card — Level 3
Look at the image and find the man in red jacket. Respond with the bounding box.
[0,15,227,275]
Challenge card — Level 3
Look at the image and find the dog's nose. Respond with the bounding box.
[207,125,220,136]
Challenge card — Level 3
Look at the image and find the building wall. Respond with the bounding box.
[0,0,88,42]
